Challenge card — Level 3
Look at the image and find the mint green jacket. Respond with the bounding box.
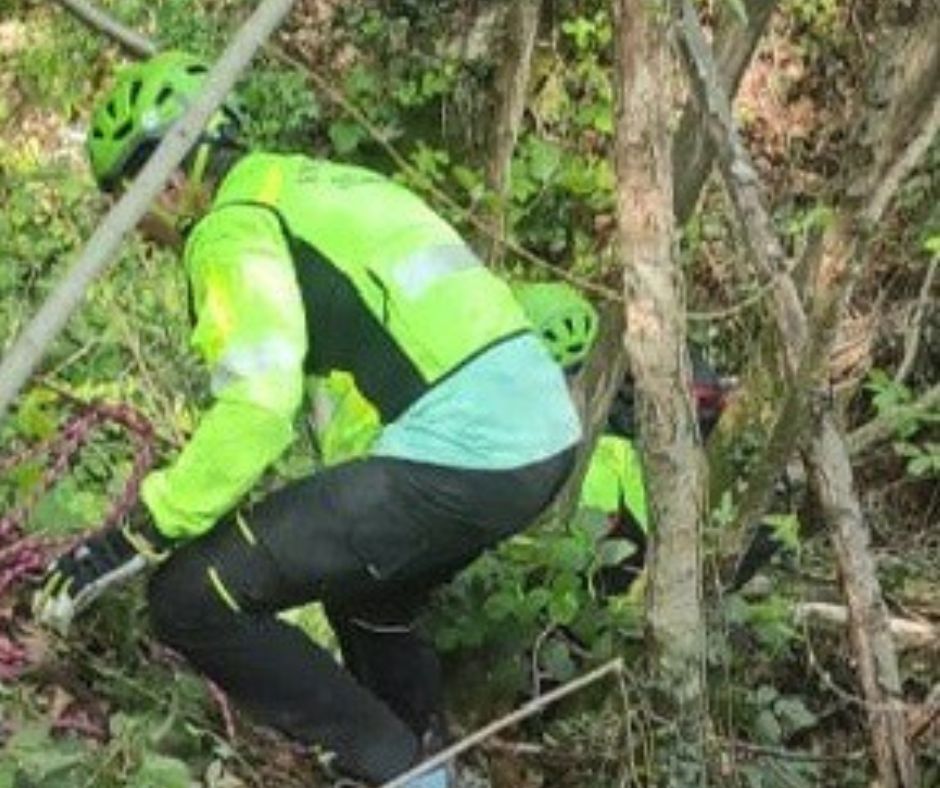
[142,153,530,539]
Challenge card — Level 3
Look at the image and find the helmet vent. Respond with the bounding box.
[185,64,209,75]
[128,79,143,106]
[156,86,174,105]
[543,328,558,343]
[91,127,104,139]
[106,101,117,118]
[113,121,134,141]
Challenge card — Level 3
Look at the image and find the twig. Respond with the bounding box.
[378,658,624,788]
[894,255,938,385]
[716,736,866,763]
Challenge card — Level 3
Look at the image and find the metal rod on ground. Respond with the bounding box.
[0,0,300,424]
[378,658,624,788]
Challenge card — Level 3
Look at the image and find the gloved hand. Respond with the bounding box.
[34,519,172,634]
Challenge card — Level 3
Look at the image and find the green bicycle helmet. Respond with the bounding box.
[87,51,242,192]
[515,281,599,371]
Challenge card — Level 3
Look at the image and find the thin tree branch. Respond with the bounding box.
[795,602,938,650]
[894,255,938,385]
[673,0,779,225]
[0,0,300,422]
[484,0,541,264]
[378,659,624,788]
[52,0,157,58]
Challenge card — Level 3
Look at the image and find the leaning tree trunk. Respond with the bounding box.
[612,1,708,782]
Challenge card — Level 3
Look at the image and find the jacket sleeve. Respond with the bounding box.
[141,205,308,540]
[311,371,381,466]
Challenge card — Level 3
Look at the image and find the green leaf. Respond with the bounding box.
[1,723,87,782]
[328,120,366,155]
[128,753,191,788]
[755,708,782,743]
[597,538,637,567]
[526,139,561,183]
[755,685,779,706]
[548,589,580,626]
[14,389,59,439]
[552,536,590,573]
[763,513,801,552]
[483,590,518,621]
[574,507,611,542]
[774,697,817,734]
[540,639,576,682]
[723,0,749,25]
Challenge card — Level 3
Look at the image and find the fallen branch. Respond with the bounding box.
[378,658,624,788]
[795,603,938,650]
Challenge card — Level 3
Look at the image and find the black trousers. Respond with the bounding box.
[147,450,574,784]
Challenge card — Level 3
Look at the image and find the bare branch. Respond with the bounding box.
[673,0,779,225]
[795,602,938,650]
[0,0,300,422]
[894,255,938,385]
[378,659,624,788]
[484,0,541,264]
[52,0,157,59]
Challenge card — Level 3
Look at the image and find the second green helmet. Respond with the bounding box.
[515,281,599,370]
[87,51,242,191]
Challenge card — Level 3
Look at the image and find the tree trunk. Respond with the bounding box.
[612,1,707,781]
[484,0,541,264]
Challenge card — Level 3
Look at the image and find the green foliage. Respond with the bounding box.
[865,370,940,478]
[430,508,642,693]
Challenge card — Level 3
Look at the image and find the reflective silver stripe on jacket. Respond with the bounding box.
[390,244,480,299]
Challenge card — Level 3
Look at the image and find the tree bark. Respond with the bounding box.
[675,2,938,784]
[484,0,541,264]
[613,1,707,781]
[0,0,300,423]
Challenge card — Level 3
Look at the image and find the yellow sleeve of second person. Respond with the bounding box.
[141,205,308,540]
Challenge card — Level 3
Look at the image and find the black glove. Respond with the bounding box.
[34,520,172,634]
